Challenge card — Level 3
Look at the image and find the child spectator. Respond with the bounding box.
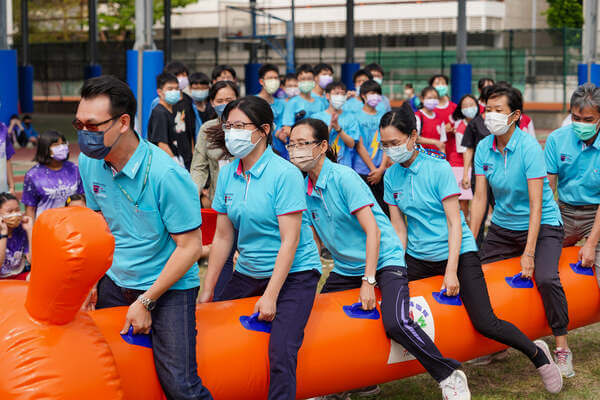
[365,63,392,112]
[190,72,215,140]
[65,193,86,208]
[0,193,32,280]
[416,86,447,153]
[20,115,39,147]
[283,73,299,101]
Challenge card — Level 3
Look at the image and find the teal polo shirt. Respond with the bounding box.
[312,110,359,168]
[352,109,386,175]
[312,92,329,109]
[475,127,562,231]
[305,159,405,276]
[78,139,201,291]
[384,151,478,262]
[212,146,322,278]
[281,94,327,127]
[545,124,600,206]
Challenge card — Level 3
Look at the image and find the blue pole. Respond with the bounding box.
[0,50,19,124]
[18,65,34,113]
[450,63,472,104]
[578,63,600,86]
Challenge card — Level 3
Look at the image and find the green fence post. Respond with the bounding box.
[441,32,446,74]
[378,34,383,65]
[509,29,514,84]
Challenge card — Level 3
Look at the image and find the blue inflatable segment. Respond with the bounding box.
[505,272,534,289]
[570,261,595,276]
[18,65,34,114]
[0,50,19,125]
[450,63,472,104]
[126,50,164,139]
[341,63,360,91]
[578,63,600,86]
[432,289,462,306]
[245,63,262,96]
[240,312,272,333]
[84,64,102,80]
[120,326,153,348]
[342,302,381,320]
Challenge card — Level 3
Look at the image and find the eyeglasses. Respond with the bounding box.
[72,115,120,132]
[285,140,320,150]
[222,121,255,130]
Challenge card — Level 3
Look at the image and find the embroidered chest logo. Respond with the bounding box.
[560,153,573,163]
[483,163,494,172]
[311,210,320,221]
[393,191,402,200]
[92,183,107,198]
[224,193,234,205]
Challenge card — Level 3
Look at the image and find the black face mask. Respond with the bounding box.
[24,123,31,128]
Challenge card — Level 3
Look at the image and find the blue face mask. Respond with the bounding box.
[77,121,121,160]
[165,90,181,105]
[214,104,227,117]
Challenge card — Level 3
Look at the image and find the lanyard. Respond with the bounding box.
[114,146,153,209]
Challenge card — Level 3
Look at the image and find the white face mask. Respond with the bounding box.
[330,94,346,110]
[462,106,478,120]
[264,79,280,95]
[224,128,260,158]
[485,111,515,136]
[177,76,189,90]
[290,145,321,172]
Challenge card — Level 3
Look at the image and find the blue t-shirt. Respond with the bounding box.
[384,151,478,262]
[475,127,562,231]
[312,110,359,167]
[352,109,386,175]
[281,94,327,127]
[78,139,202,290]
[269,98,289,159]
[212,146,322,278]
[312,92,329,109]
[342,96,388,114]
[306,159,405,276]
[545,124,600,206]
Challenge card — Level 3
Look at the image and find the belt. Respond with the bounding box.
[559,201,599,211]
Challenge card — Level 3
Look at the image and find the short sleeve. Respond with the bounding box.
[461,119,477,149]
[339,170,374,213]
[523,140,547,180]
[274,167,307,216]
[211,166,229,213]
[544,133,558,174]
[21,171,40,207]
[438,123,447,142]
[282,99,298,127]
[147,108,170,145]
[157,167,202,234]
[77,155,101,211]
[383,169,395,205]
[436,163,461,201]
[474,141,486,175]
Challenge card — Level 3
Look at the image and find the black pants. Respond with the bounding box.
[220,269,320,400]
[471,171,496,248]
[406,252,539,363]
[480,223,569,337]
[359,174,389,216]
[322,266,459,382]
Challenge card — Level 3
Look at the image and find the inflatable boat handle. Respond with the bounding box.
[570,261,595,276]
[505,272,534,289]
[432,289,462,306]
[120,326,153,348]
[342,303,381,320]
[240,312,272,333]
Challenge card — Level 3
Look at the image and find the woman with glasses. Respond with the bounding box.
[198,96,322,400]
[288,118,471,400]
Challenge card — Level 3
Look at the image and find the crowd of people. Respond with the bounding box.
[0,57,598,400]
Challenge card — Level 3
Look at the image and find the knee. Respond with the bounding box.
[383,315,412,339]
[470,317,500,338]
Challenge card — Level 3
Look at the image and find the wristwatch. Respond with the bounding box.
[137,294,157,311]
[362,276,377,286]
[0,234,7,240]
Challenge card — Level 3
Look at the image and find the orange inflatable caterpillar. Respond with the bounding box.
[0,208,598,399]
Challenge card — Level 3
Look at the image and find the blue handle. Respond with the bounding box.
[120,326,153,348]
[570,261,595,276]
[432,289,462,306]
[342,302,381,320]
[240,312,272,333]
[505,272,534,289]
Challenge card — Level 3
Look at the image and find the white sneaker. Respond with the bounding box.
[440,370,471,400]
[554,347,575,378]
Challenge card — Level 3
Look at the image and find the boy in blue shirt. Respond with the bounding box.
[312,63,334,109]
[365,63,392,113]
[256,64,287,158]
[343,68,373,114]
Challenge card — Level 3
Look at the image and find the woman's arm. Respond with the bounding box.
[198,214,235,302]
[462,148,474,189]
[354,206,380,310]
[469,175,489,236]
[0,221,8,266]
[580,206,600,267]
[6,160,14,194]
[442,195,462,296]
[25,206,36,222]
[389,205,408,250]
[22,216,34,263]
[254,212,303,321]
[521,178,543,279]
[547,174,558,194]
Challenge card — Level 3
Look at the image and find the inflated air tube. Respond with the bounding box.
[0,208,598,400]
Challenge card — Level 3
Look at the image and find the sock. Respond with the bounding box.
[531,346,550,368]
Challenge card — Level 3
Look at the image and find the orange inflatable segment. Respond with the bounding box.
[25,207,115,325]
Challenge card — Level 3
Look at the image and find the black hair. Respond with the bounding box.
[428,74,449,86]
[9,114,19,121]
[35,130,68,165]
[0,192,18,208]
[353,68,373,84]
[211,65,237,81]
[379,101,417,135]
[190,72,210,86]
[405,83,414,89]
[359,80,382,100]
[164,61,189,77]
[495,81,512,88]
[80,75,137,129]
[452,94,480,121]
[365,63,384,77]
[421,85,439,98]
[325,81,346,93]
[291,118,337,162]
[258,63,279,79]
[296,64,314,77]
[156,72,178,89]
[479,85,495,102]
[313,63,334,75]
[283,72,297,84]
[22,114,32,121]
[65,193,86,206]
[487,85,523,126]
[478,77,495,90]
[208,80,240,102]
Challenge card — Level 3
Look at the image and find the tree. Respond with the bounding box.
[98,0,197,41]
[544,0,584,29]
[12,0,88,42]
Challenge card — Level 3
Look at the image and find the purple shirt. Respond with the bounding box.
[0,226,28,277]
[22,161,84,217]
[0,124,15,161]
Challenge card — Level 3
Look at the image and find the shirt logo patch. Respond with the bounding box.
[224,193,234,205]
[92,183,107,198]
[393,191,402,199]
[560,153,573,163]
[483,163,493,172]
[311,210,320,221]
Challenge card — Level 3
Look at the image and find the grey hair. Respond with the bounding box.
[570,82,600,112]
